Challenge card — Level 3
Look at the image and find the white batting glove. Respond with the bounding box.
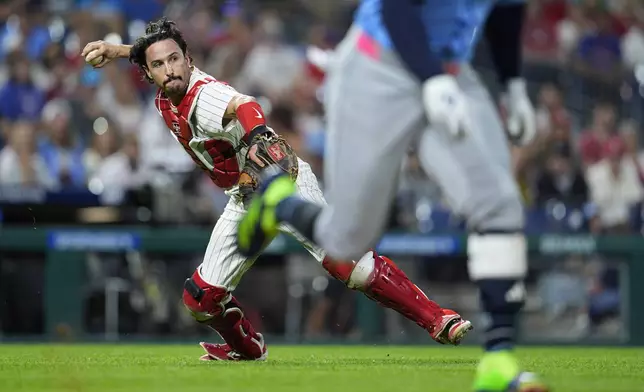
[422,74,470,139]
[500,78,536,146]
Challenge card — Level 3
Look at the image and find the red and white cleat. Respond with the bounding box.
[199,339,268,362]
[430,309,473,346]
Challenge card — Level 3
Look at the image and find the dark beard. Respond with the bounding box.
[164,83,188,105]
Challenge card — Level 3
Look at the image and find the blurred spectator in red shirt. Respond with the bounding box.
[523,0,563,62]
[579,102,616,168]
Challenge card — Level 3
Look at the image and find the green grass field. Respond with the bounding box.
[0,345,643,391]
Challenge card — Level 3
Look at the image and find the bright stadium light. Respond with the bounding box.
[104,33,122,45]
[93,117,109,135]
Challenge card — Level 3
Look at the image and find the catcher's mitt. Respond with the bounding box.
[237,134,298,206]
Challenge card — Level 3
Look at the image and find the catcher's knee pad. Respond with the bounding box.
[182,269,229,322]
[323,251,420,293]
[325,251,441,329]
[322,251,382,289]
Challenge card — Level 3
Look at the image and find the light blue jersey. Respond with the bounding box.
[354,0,526,63]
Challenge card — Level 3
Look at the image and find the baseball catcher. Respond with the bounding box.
[81,17,472,362]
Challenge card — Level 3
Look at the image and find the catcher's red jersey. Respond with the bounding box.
[155,67,248,189]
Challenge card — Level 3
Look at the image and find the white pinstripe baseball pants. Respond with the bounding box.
[199,159,326,290]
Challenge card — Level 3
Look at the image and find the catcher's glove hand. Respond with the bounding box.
[237,133,298,206]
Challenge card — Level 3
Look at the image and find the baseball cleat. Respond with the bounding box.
[473,350,549,392]
[199,341,268,361]
[431,309,473,345]
[237,166,296,257]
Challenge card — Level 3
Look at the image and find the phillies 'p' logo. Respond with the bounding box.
[267,143,285,161]
[172,122,180,135]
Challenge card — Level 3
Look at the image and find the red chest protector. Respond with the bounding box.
[155,80,241,189]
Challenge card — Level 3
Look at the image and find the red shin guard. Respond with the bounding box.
[322,252,443,332]
[208,297,265,359]
[183,269,265,359]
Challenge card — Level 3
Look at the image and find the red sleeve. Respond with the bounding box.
[236,101,271,144]
[578,132,597,165]
[236,101,266,132]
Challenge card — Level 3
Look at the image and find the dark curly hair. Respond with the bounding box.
[129,17,192,84]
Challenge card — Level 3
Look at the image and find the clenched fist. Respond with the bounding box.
[81,40,130,68]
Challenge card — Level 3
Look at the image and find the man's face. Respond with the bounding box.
[11,57,31,83]
[144,39,191,97]
[11,122,35,155]
[50,113,70,144]
[539,84,561,108]
[547,155,569,176]
[593,105,615,130]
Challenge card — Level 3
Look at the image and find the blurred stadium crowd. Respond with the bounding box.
[0,0,637,340]
[0,0,351,225]
[0,0,644,234]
